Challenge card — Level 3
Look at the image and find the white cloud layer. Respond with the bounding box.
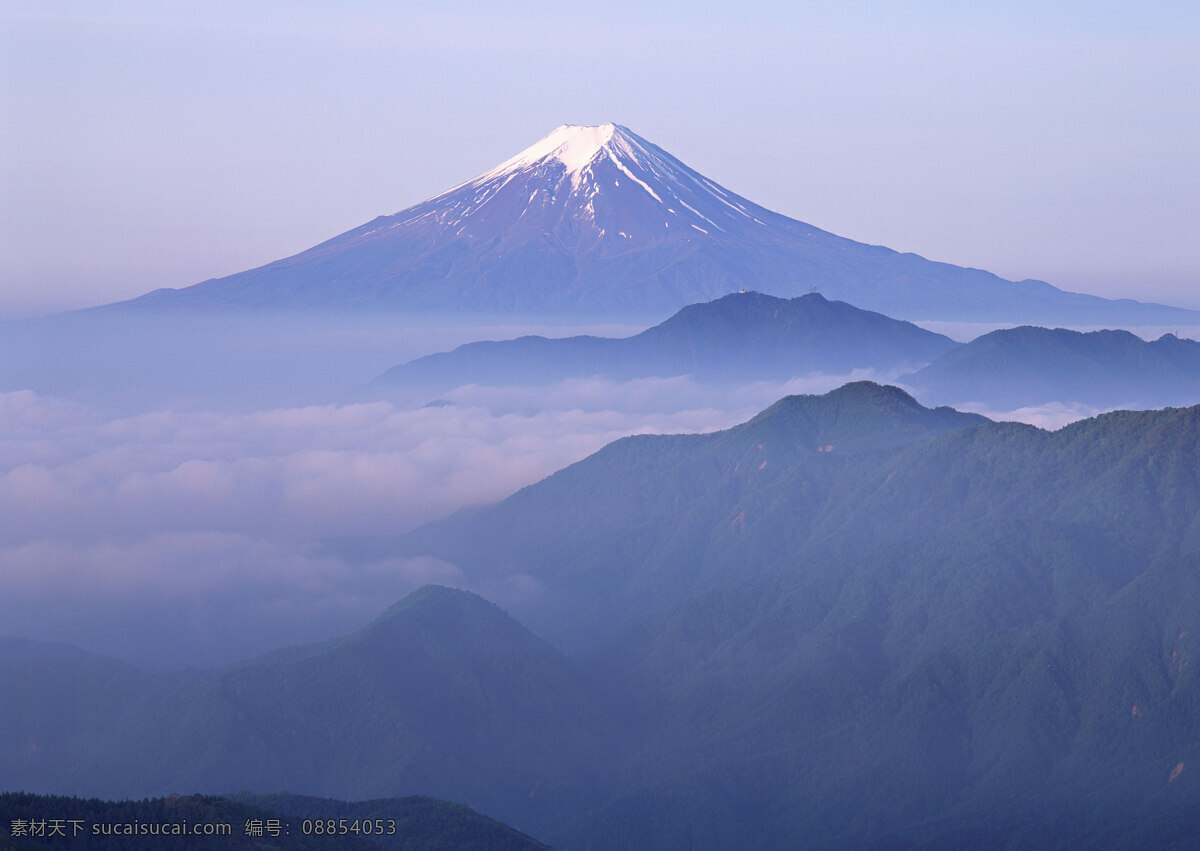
[1,369,996,669]
[951,400,1105,431]
[4,375,860,669]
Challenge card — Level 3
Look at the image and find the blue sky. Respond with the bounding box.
[2,0,1197,317]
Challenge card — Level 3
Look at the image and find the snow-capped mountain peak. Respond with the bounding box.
[386,122,772,239]
[454,122,673,201]
[117,121,1198,324]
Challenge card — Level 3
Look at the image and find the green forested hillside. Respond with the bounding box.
[393,384,1200,846]
[397,381,989,648]
[5,383,1200,848]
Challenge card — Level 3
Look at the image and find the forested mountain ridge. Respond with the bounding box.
[5,384,1200,847]
[393,382,991,645]
[389,385,1200,846]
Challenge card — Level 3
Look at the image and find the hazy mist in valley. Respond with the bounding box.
[1,312,915,669]
[0,310,1170,669]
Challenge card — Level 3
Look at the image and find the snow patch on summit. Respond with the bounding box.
[386,122,774,237]
[477,123,619,184]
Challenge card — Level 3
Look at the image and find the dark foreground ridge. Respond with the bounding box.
[0,791,550,850]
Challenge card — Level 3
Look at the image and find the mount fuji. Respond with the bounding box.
[119,123,1196,323]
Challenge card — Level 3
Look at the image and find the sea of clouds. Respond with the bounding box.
[2,373,888,669]
[0,322,1113,673]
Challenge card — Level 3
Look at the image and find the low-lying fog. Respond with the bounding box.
[0,312,1129,670]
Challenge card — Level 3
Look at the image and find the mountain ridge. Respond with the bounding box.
[393,382,990,648]
[5,390,1200,846]
[388,392,1200,847]
[374,292,959,389]
[907,324,1200,409]
[0,584,617,836]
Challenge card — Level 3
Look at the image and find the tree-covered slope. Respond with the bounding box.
[388,386,1200,846]
[395,382,989,647]
[7,384,1200,848]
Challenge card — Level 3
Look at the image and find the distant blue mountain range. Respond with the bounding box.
[375,290,1200,411]
[906,325,1200,408]
[376,291,957,387]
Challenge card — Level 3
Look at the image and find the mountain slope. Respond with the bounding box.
[394,391,1200,651]
[395,382,989,646]
[375,291,959,388]
[906,325,1200,408]
[0,639,151,792]
[113,124,1198,324]
[0,587,616,839]
[6,389,1200,846]
[389,389,1200,848]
